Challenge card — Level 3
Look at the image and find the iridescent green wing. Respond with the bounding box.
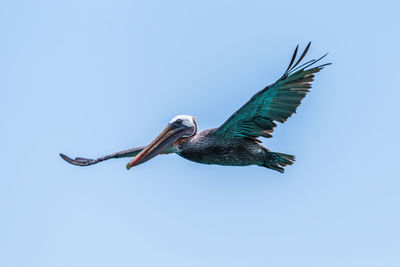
[214,42,330,139]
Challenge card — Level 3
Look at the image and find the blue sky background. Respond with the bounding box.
[1,0,399,266]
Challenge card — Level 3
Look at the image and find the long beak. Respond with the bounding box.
[126,124,188,170]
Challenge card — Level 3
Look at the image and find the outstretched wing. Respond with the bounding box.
[60,146,173,167]
[214,42,330,139]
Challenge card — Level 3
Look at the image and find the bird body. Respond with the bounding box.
[60,42,330,173]
[173,128,293,172]
[175,128,263,166]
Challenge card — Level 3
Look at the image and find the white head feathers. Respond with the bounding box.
[170,115,197,137]
[170,115,195,127]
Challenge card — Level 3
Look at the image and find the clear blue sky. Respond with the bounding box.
[1,0,399,266]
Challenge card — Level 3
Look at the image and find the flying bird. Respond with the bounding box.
[60,42,330,173]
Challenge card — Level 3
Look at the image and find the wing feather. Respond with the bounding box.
[60,146,145,166]
[214,42,330,139]
[60,146,174,167]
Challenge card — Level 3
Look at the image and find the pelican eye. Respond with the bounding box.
[175,119,183,125]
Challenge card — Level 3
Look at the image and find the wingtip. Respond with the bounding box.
[60,152,91,166]
[285,44,299,73]
[60,153,73,164]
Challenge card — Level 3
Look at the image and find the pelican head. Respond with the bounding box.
[126,115,197,169]
[169,115,197,137]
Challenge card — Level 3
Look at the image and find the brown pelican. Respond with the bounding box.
[60,42,330,173]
